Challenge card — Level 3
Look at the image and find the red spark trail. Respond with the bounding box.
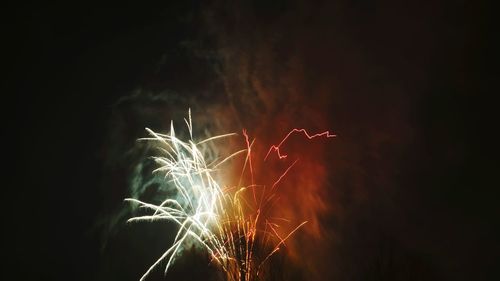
[271,159,298,191]
[265,128,336,160]
[242,129,257,204]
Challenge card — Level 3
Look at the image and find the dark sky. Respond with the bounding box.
[4,1,496,281]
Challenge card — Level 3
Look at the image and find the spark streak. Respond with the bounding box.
[265,128,336,160]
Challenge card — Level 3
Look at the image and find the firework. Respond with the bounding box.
[126,111,333,280]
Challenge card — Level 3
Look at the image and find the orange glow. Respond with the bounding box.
[224,125,335,276]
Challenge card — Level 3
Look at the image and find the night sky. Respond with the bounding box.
[5,1,496,281]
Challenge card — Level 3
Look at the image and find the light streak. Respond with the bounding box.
[271,159,298,191]
[126,112,334,280]
[265,128,336,160]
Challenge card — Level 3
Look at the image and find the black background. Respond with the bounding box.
[4,1,496,280]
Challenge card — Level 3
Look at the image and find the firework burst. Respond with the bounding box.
[126,110,333,280]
